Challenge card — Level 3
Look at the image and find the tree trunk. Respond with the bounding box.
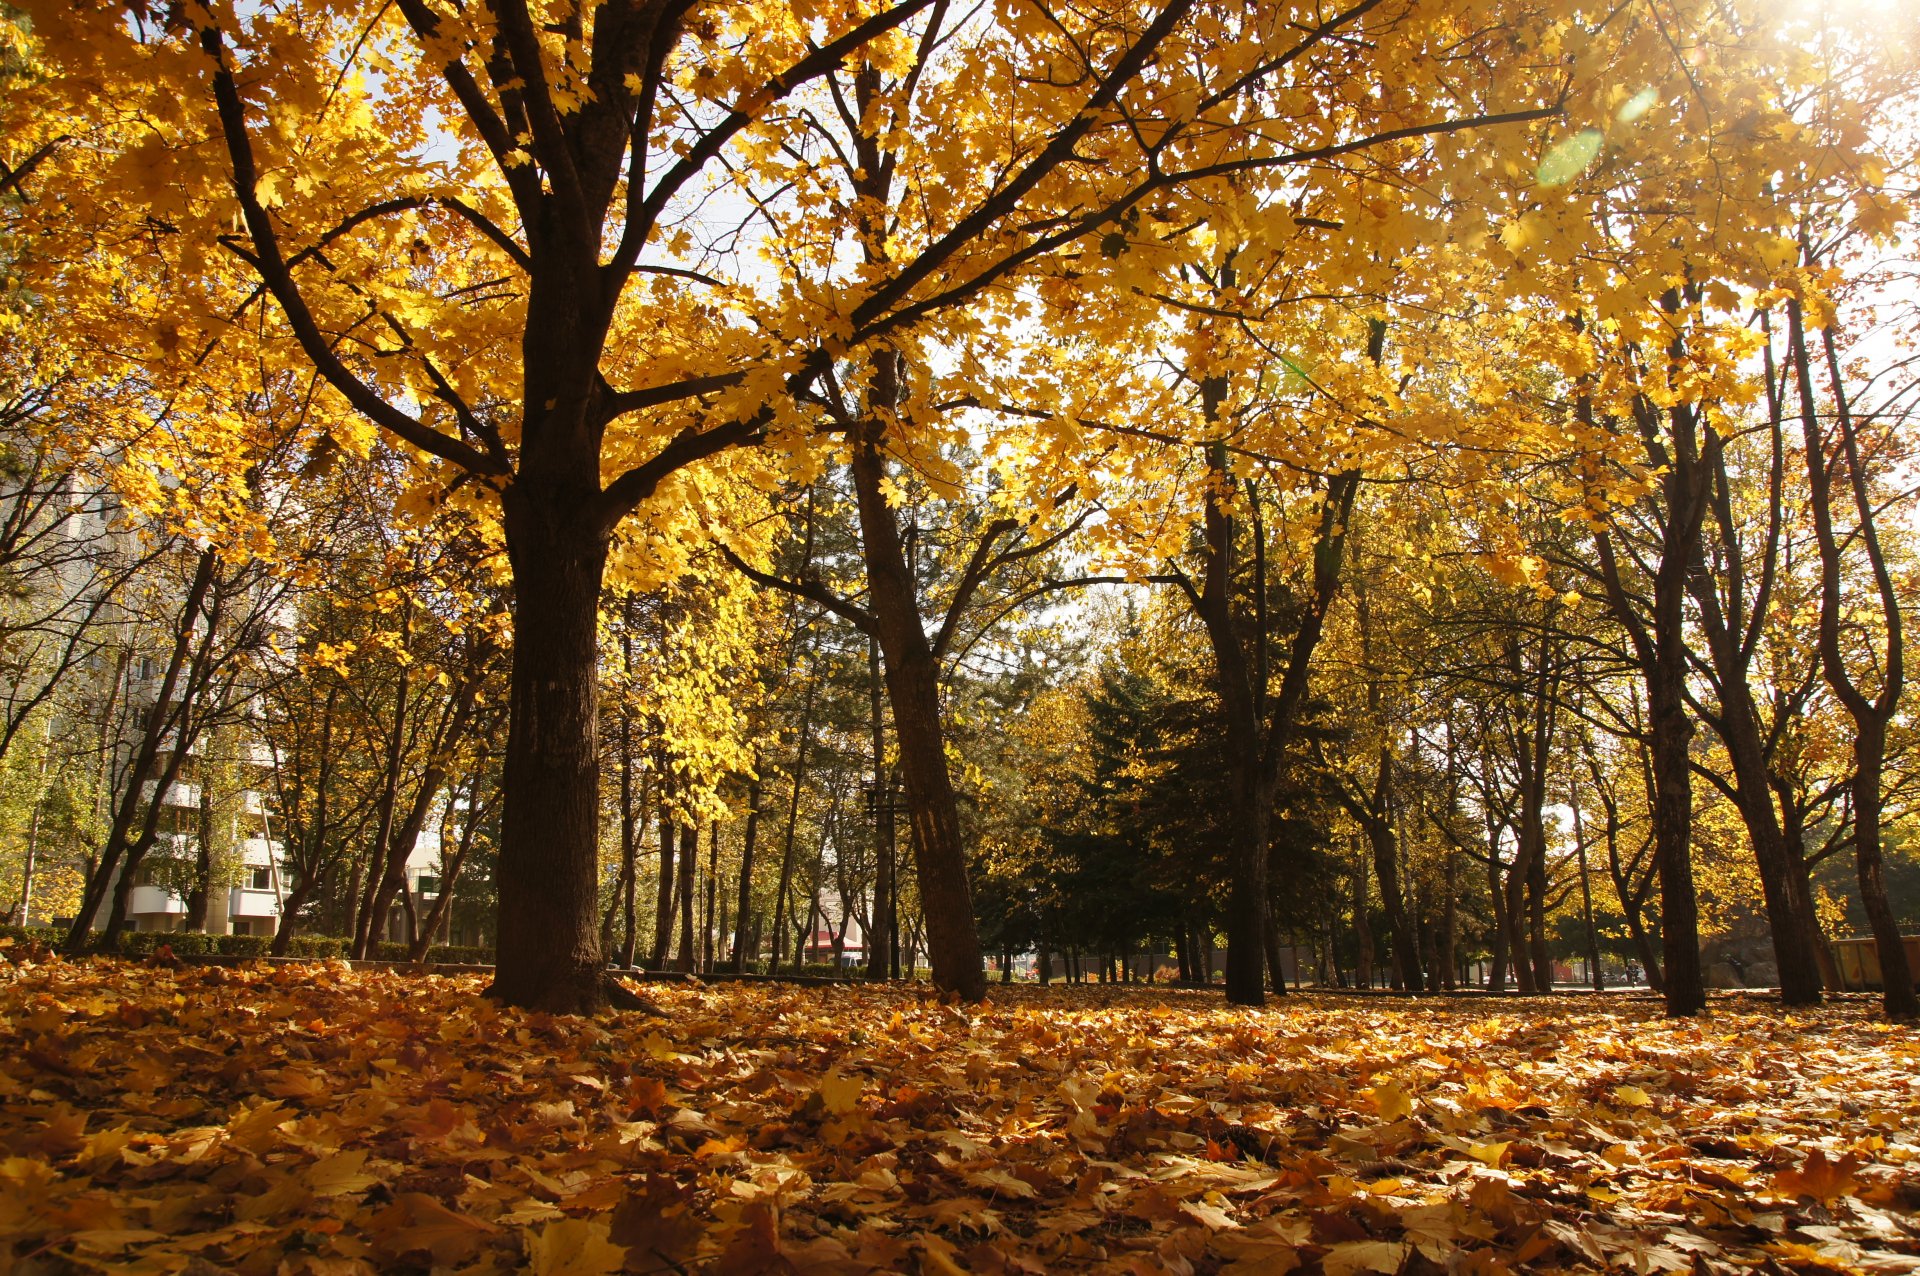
[770,673,816,972]
[703,820,720,972]
[650,810,676,968]
[728,768,762,972]
[1352,852,1374,989]
[1589,308,1714,1017]
[1571,787,1604,991]
[1646,658,1706,1014]
[411,774,494,962]
[1851,733,1917,1016]
[184,777,217,932]
[354,650,413,959]
[66,547,217,953]
[676,824,697,974]
[849,425,985,1001]
[488,488,612,1012]
[865,640,895,982]
[1689,602,1826,1004]
[1791,303,1916,1019]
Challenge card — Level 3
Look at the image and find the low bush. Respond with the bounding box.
[119,931,213,956]
[0,924,63,945]
[425,945,493,965]
[284,935,346,958]
[214,934,272,958]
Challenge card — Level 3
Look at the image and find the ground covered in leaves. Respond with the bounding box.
[2,959,1917,1275]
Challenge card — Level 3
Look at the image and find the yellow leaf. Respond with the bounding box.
[1322,1240,1410,1276]
[305,1149,379,1197]
[817,1070,863,1116]
[527,1217,627,1276]
[1466,1140,1510,1167]
[1368,1081,1413,1122]
[1771,1149,1861,1203]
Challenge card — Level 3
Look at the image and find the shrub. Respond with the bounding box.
[215,934,272,958]
[426,945,493,965]
[0,924,63,954]
[285,935,346,958]
[120,930,213,956]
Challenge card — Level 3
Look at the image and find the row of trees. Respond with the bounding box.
[3,0,1917,1015]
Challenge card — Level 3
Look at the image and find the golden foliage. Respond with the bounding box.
[2,957,1917,1272]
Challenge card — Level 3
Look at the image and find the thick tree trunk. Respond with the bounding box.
[271,876,320,956]
[1647,662,1706,1015]
[1689,596,1826,1002]
[488,490,611,1012]
[1852,735,1917,1017]
[849,430,985,1001]
[865,640,895,982]
[1190,426,1273,1007]
[1590,312,1713,1017]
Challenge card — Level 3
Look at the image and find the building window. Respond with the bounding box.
[248,866,272,891]
[416,875,440,897]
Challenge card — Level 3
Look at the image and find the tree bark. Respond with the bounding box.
[865,638,895,982]
[650,806,676,968]
[848,411,985,1000]
[676,823,697,974]
[1790,301,1916,1019]
[702,819,720,972]
[728,767,762,971]
[67,547,217,953]
[770,670,817,972]
[488,483,612,1012]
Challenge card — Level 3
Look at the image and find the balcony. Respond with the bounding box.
[227,887,280,920]
[127,885,184,917]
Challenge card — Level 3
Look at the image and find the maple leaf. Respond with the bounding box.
[527,1217,627,1276]
[370,1193,500,1266]
[304,1149,379,1197]
[815,1070,863,1117]
[1321,1240,1410,1276]
[715,1201,791,1275]
[1770,1149,1862,1203]
[609,1178,705,1267]
[1367,1081,1413,1122]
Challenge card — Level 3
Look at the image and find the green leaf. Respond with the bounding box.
[1536,129,1605,187]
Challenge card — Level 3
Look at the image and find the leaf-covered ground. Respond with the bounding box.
[2,959,1917,1275]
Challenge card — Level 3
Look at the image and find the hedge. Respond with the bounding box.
[118,931,214,956]
[285,935,347,958]
[0,925,500,964]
